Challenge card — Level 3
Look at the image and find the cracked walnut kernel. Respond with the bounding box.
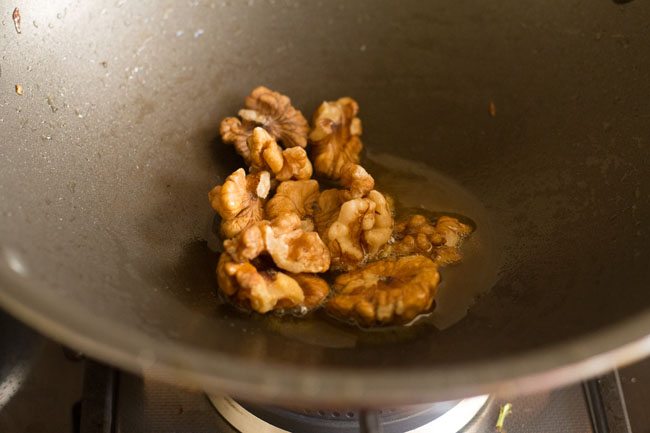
[224,213,330,274]
[208,168,270,238]
[217,253,304,313]
[248,127,312,181]
[265,179,320,229]
[339,162,375,200]
[319,189,393,270]
[313,188,347,236]
[309,97,363,180]
[220,86,309,163]
[326,255,441,326]
[387,214,472,265]
[289,273,330,310]
[241,86,309,149]
[264,213,331,274]
[220,116,255,162]
[217,254,329,313]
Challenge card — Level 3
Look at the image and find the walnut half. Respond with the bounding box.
[217,253,329,313]
[339,162,375,200]
[326,255,441,326]
[316,189,393,270]
[265,179,320,224]
[220,86,310,163]
[309,97,363,180]
[208,168,271,238]
[248,127,312,181]
[263,213,331,274]
[217,253,304,313]
[223,213,330,274]
[384,214,472,265]
[290,273,330,310]
[241,86,309,149]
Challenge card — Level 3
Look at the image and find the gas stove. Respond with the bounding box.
[1,309,648,433]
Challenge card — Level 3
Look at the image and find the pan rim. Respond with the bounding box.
[1,264,649,406]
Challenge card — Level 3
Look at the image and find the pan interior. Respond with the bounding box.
[0,0,649,398]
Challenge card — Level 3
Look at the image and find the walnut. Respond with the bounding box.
[217,253,305,313]
[429,216,473,264]
[223,213,330,274]
[241,86,309,148]
[362,190,394,255]
[313,189,347,235]
[217,253,329,313]
[208,169,271,238]
[220,86,309,162]
[265,180,320,229]
[309,97,363,180]
[289,273,330,310]
[248,127,312,181]
[263,213,331,274]
[212,87,475,326]
[315,189,393,270]
[385,214,472,265]
[220,117,254,162]
[326,255,440,326]
[278,147,312,181]
[339,162,375,199]
[434,216,472,247]
[223,222,265,262]
[322,197,371,268]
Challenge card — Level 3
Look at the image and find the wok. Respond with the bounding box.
[0,0,649,407]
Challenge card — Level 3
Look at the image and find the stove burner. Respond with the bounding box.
[209,395,489,433]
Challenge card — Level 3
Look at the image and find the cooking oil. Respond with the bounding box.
[212,151,501,347]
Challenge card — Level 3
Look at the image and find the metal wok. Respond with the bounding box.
[0,0,649,406]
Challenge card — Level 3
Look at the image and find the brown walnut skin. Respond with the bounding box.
[326,255,440,326]
[217,253,328,313]
[208,169,270,238]
[309,97,363,180]
[220,86,309,163]
[384,214,472,265]
[248,127,312,181]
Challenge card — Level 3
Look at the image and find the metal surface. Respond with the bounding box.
[239,402,458,430]
[593,372,635,433]
[115,372,597,433]
[584,380,609,433]
[114,372,238,433]
[210,396,487,433]
[211,397,290,433]
[617,363,650,433]
[0,0,649,406]
[463,387,595,433]
[79,361,117,433]
[359,411,381,433]
[0,310,84,433]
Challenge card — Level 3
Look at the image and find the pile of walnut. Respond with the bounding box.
[209,86,472,326]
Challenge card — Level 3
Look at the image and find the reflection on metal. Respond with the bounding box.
[211,396,289,433]
[0,364,27,411]
[613,370,633,433]
[407,395,489,433]
[3,248,27,276]
[209,394,489,433]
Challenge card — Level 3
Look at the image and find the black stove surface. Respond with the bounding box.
[0,311,84,433]
[1,309,649,433]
